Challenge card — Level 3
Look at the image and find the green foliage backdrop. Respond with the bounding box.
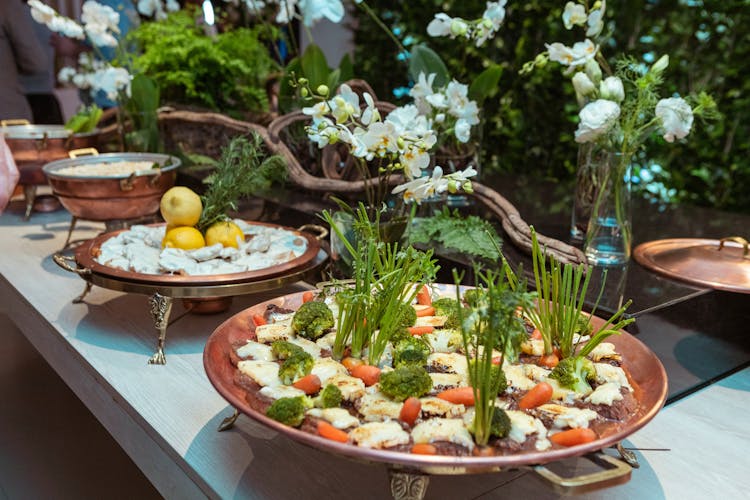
[353,0,749,212]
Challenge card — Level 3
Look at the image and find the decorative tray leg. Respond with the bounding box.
[23,185,37,221]
[148,293,173,365]
[388,469,430,500]
[62,216,78,251]
[217,408,240,432]
[73,281,93,304]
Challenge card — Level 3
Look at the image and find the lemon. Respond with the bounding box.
[162,226,206,250]
[160,187,203,227]
[205,221,245,248]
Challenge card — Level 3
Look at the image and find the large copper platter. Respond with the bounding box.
[204,285,668,473]
[74,221,322,287]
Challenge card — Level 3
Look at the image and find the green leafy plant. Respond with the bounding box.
[197,134,286,231]
[64,105,103,134]
[127,9,278,114]
[409,208,503,261]
[121,74,160,152]
[454,264,533,446]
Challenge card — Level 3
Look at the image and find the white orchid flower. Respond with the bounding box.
[298,0,345,27]
[85,24,118,47]
[28,0,57,24]
[574,99,620,143]
[29,1,86,39]
[599,76,624,102]
[360,122,400,157]
[475,0,507,46]
[399,144,432,179]
[57,67,77,84]
[302,101,329,120]
[410,72,436,100]
[586,0,606,37]
[656,97,694,143]
[83,1,120,33]
[392,167,443,203]
[425,93,448,109]
[454,119,472,143]
[572,72,596,97]
[385,105,421,135]
[562,2,587,29]
[275,0,298,23]
[361,92,379,125]
[546,39,598,67]
[451,166,478,183]
[306,117,338,148]
[427,13,468,39]
[92,65,132,100]
[330,84,360,123]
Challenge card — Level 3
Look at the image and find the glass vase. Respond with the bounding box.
[581,149,632,266]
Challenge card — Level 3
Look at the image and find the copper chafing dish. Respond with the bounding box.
[203,285,668,500]
[54,222,328,365]
[1,119,99,219]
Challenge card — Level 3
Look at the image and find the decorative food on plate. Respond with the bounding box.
[223,217,640,456]
[52,160,159,177]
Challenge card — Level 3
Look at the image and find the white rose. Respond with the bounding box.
[599,76,624,102]
[563,2,587,29]
[656,97,693,142]
[575,99,620,143]
[572,72,596,97]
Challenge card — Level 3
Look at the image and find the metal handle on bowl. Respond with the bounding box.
[298,224,329,241]
[68,147,100,159]
[1,119,31,127]
[717,236,749,258]
[532,452,631,495]
[53,253,91,277]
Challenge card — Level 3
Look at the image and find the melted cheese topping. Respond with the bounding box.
[522,363,551,382]
[538,404,599,428]
[327,374,366,402]
[310,358,348,384]
[255,323,292,344]
[259,385,305,400]
[356,392,403,422]
[593,363,632,390]
[411,418,474,451]
[415,315,448,328]
[423,330,461,353]
[287,336,322,358]
[587,342,622,362]
[315,331,337,351]
[503,364,537,391]
[349,421,410,449]
[585,382,624,406]
[426,352,468,379]
[307,408,360,429]
[506,410,551,451]
[236,340,275,361]
[237,360,281,387]
[419,397,465,418]
[521,338,545,356]
[429,373,464,391]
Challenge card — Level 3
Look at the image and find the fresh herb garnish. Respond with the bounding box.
[197,134,286,232]
[409,208,502,261]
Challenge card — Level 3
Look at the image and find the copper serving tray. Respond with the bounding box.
[74,221,322,287]
[203,285,668,475]
[634,238,750,294]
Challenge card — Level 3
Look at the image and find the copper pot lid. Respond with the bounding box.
[2,120,71,139]
[633,237,750,293]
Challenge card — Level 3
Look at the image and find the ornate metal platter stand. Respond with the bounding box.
[54,222,328,364]
[203,285,668,499]
[634,237,750,293]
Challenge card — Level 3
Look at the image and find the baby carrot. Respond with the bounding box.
[415,306,436,317]
[538,353,559,368]
[302,291,315,303]
[518,381,554,410]
[252,314,267,327]
[436,387,475,406]
[550,428,597,447]
[399,397,422,426]
[292,374,322,395]
[350,364,381,386]
[416,285,432,305]
[410,443,437,455]
[342,357,364,372]
[317,421,349,443]
[408,325,435,336]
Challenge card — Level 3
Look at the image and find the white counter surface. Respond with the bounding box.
[1,206,747,499]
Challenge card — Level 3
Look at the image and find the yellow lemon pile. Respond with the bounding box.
[159,187,244,250]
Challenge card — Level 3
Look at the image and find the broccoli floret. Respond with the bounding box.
[489,406,511,438]
[313,384,343,408]
[462,288,486,308]
[432,298,464,329]
[292,301,334,340]
[395,302,418,329]
[575,314,593,337]
[469,360,507,395]
[266,396,313,427]
[393,337,430,368]
[378,365,433,402]
[549,356,596,394]
[271,340,304,360]
[423,328,463,352]
[278,351,314,385]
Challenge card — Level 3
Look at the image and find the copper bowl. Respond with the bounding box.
[2,122,99,185]
[42,152,180,221]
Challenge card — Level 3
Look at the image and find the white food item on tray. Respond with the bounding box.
[506,410,551,451]
[521,338,545,356]
[55,160,156,177]
[522,363,552,382]
[238,360,282,387]
[585,382,624,406]
[259,385,305,400]
[94,220,308,276]
[428,372,464,392]
[287,336,323,359]
[310,358,348,385]
[426,352,468,380]
[502,364,537,391]
[587,342,622,362]
[327,374,366,402]
[255,323,292,344]
[236,340,275,361]
[355,392,403,422]
[593,363,632,391]
[538,404,599,429]
[411,418,475,451]
[307,408,360,430]
[419,397,465,418]
[348,421,410,449]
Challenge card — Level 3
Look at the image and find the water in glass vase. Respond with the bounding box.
[584,215,631,265]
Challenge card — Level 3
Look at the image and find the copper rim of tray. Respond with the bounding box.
[634,238,750,294]
[74,221,322,287]
[203,284,669,473]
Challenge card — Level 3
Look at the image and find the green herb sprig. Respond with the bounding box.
[197,134,286,232]
[409,208,503,261]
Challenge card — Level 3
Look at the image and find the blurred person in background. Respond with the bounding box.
[0,0,49,121]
